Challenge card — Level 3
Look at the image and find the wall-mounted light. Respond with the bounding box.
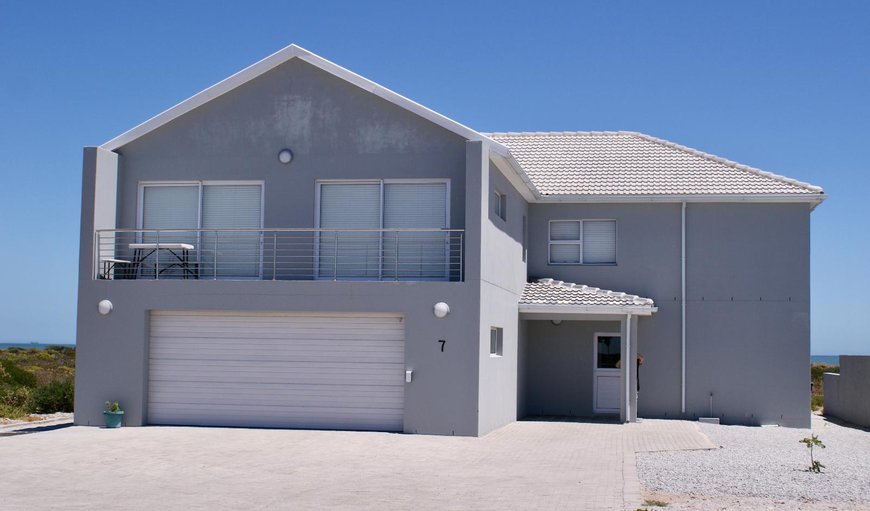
[278,149,293,164]
[98,299,113,315]
[551,319,563,326]
[433,302,450,319]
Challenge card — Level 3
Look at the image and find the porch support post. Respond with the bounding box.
[624,313,632,423]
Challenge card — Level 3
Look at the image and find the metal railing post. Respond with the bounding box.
[155,230,160,280]
[394,231,399,281]
[333,232,338,280]
[459,232,464,282]
[213,231,218,280]
[272,231,278,280]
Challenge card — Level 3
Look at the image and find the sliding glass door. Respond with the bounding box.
[140,182,263,279]
[317,180,449,280]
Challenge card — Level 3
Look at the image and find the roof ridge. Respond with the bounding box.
[533,278,654,306]
[623,132,824,193]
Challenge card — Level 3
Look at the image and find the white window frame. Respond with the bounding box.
[493,189,507,221]
[490,327,503,357]
[547,219,617,266]
[314,178,451,281]
[137,180,265,278]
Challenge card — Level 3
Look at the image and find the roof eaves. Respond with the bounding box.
[536,193,827,204]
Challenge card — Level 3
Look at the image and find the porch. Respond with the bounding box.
[519,279,657,423]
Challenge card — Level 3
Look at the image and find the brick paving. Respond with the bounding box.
[0,419,714,510]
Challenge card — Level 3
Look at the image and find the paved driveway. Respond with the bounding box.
[0,419,714,510]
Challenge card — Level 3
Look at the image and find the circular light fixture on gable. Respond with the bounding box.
[278,149,293,164]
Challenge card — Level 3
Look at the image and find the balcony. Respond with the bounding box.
[94,228,464,282]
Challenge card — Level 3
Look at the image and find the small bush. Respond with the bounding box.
[0,359,37,388]
[0,384,31,408]
[28,379,74,413]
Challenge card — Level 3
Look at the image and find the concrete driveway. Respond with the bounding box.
[0,419,714,510]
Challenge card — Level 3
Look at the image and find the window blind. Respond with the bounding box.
[582,220,617,264]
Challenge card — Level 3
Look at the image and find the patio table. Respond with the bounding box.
[129,243,197,279]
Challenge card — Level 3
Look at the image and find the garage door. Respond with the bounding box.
[148,311,405,431]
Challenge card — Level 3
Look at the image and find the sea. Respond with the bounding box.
[811,355,839,365]
[0,342,75,350]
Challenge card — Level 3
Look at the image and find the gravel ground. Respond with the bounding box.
[637,414,870,509]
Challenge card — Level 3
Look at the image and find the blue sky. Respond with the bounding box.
[0,1,867,354]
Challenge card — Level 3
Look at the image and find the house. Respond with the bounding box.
[75,44,825,435]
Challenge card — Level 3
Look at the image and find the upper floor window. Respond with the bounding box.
[549,220,616,265]
[493,190,507,221]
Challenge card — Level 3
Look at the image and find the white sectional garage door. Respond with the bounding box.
[147,311,405,431]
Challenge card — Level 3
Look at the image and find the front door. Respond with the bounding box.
[593,333,621,414]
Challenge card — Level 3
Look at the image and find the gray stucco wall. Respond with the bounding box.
[476,162,529,435]
[77,58,489,436]
[526,202,812,427]
[824,356,870,427]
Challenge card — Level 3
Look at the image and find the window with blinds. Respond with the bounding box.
[548,219,616,265]
[140,182,263,278]
[317,180,449,280]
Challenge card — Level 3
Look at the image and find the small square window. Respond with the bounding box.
[493,190,507,221]
[490,327,503,357]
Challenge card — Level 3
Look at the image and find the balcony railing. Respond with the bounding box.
[94,228,464,282]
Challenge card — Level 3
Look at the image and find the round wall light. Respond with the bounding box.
[278,149,294,164]
[551,319,563,326]
[98,299,113,316]
[433,302,450,319]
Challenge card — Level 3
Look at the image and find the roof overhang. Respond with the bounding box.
[518,303,658,316]
[100,44,510,155]
[535,193,827,210]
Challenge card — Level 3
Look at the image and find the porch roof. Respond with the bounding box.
[520,278,657,316]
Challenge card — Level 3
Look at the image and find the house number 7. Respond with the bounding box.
[438,340,446,352]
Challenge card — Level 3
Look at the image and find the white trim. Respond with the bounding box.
[518,303,657,316]
[593,331,622,415]
[100,44,509,156]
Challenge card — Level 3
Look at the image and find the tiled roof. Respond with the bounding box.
[521,279,655,308]
[485,131,823,197]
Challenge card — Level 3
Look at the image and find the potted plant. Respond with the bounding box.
[104,401,124,428]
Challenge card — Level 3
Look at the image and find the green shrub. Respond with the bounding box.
[0,384,31,408]
[28,379,74,413]
[0,359,37,388]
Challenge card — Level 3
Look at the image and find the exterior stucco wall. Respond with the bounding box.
[476,162,528,435]
[823,356,870,427]
[526,202,812,427]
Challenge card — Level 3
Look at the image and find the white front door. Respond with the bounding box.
[593,333,621,414]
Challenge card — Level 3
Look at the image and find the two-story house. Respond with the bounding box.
[76,44,825,435]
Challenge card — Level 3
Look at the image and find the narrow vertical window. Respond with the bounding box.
[490,327,503,357]
[493,190,507,221]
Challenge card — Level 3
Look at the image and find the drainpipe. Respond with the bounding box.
[625,313,632,423]
[681,201,686,414]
